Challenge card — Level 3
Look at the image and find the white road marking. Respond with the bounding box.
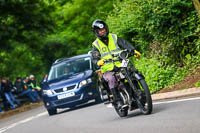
[0,97,200,133]
[106,103,113,108]
[106,97,200,108]
[153,97,200,105]
[0,112,47,133]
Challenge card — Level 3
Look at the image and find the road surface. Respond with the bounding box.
[0,96,200,133]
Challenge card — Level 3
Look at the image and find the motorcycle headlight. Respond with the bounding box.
[43,90,53,96]
[119,50,128,60]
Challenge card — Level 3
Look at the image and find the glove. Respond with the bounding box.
[134,50,141,58]
[97,59,105,66]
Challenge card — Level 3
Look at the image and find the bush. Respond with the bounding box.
[195,80,200,88]
[131,54,200,93]
[107,0,199,64]
[106,0,200,92]
[132,56,176,93]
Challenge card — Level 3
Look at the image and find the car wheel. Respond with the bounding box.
[47,108,57,116]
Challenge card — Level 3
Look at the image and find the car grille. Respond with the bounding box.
[54,84,76,93]
[54,94,81,105]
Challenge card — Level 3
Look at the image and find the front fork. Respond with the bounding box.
[122,67,144,98]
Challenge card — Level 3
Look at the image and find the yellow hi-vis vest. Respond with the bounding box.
[92,33,121,73]
[30,83,41,90]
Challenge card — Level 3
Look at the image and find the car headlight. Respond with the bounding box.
[79,78,92,87]
[87,78,92,83]
[43,90,53,96]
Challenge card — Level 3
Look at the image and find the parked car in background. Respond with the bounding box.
[42,54,102,116]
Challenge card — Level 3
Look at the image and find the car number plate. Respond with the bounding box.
[57,92,75,100]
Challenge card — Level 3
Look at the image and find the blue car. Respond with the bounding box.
[42,54,102,116]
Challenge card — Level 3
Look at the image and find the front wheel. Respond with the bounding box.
[114,105,128,117]
[47,108,57,116]
[114,89,129,117]
[135,79,152,115]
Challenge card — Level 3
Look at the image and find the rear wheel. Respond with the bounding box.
[95,87,104,103]
[134,79,152,115]
[47,108,57,116]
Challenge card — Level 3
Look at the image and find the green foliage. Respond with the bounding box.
[107,0,199,64]
[195,80,200,88]
[0,0,114,81]
[105,0,200,92]
[132,55,198,93]
[0,0,57,80]
[42,0,114,66]
[0,0,200,93]
[0,0,56,45]
[0,42,45,81]
[132,56,176,93]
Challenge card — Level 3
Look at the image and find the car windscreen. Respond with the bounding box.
[48,57,92,80]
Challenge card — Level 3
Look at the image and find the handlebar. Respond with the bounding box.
[104,49,133,64]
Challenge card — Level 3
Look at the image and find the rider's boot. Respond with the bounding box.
[111,88,123,109]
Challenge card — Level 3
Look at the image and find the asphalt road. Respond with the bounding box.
[0,96,200,133]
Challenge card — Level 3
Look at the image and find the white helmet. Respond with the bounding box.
[29,75,34,79]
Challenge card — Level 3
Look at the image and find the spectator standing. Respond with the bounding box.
[1,77,21,109]
[40,74,48,90]
[42,74,48,83]
[14,77,37,102]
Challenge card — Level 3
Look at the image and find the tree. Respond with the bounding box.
[193,0,200,16]
[0,0,56,80]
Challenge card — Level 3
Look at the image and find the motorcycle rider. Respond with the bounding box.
[91,19,141,109]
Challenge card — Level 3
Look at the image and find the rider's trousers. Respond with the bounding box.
[103,71,118,89]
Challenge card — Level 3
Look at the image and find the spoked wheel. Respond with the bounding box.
[134,79,152,115]
[114,89,129,117]
[114,104,128,117]
[95,86,104,103]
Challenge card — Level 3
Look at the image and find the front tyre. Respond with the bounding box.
[114,106,128,117]
[135,79,152,115]
[114,89,129,117]
[47,108,57,116]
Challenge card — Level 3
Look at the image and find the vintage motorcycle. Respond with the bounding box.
[96,49,153,117]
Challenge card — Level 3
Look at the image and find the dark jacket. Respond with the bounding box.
[14,81,25,94]
[23,81,31,90]
[1,80,13,93]
[91,37,135,65]
[0,82,3,96]
[29,80,37,89]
